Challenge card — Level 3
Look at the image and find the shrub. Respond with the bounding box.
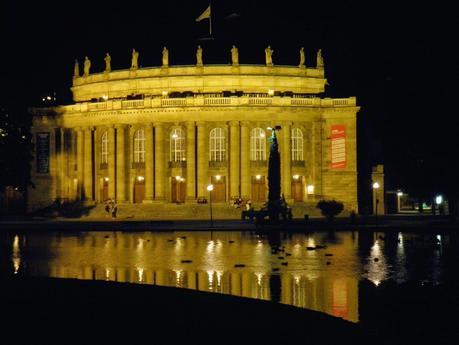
[316,200,344,220]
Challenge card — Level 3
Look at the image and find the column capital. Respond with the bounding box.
[240,121,251,127]
[185,121,196,128]
[196,121,207,127]
[152,122,164,128]
[114,124,126,130]
[282,121,293,127]
[228,120,239,127]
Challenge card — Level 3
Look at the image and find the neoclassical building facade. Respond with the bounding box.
[29,48,359,216]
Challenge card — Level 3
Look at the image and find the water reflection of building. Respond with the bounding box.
[17,231,359,322]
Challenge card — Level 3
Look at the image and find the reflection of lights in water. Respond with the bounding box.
[12,235,21,274]
[207,270,214,290]
[216,271,222,287]
[137,268,144,282]
[255,272,264,286]
[307,237,316,248]
[294,275,301,285]
[398,232,403,245]
[436,235,442,244]
[105,268,111,280]
[365,240,388,286]
[175,270,182,287]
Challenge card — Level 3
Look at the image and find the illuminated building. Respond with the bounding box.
[29,47,359,216]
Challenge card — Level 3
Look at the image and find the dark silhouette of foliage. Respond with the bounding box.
[316,199,344,220]
[267,128,281,222]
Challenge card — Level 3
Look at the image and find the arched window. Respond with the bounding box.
[209,128,225,161]
[101,131,108,164]
[170,128,185,162]
[291,128,303,161]
[250,128,266,161]
[133,129,145,163]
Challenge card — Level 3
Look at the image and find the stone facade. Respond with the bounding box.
[29,61,360,216]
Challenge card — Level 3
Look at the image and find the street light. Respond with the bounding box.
[397,191,403,213]
[372,182,380,221]
[207,184,214,227]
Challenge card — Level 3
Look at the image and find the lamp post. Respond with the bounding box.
[397,191,403,213]
[372,182,380,221]
[207,184,214,227]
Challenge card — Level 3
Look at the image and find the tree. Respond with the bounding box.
[316,200,344,220]
[267,126,281,223]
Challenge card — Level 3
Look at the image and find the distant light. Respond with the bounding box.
[215,175,221,181]
[175,175,181,181]
[397,191,403,197]
[172,133,178,139]
[435,195,443,205]
[102,95,108,100]
[46,96,51,100]
[255,174,261,180]
[137,176,144,182]
[162,91,168,97]
[372,182,380,189]
[104,177,109,182]
[307,184,314,194]
[260,132,265,138]
[268,89,274,96]
[207,184,214,192]
[293,174,300,180]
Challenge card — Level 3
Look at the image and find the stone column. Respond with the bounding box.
[76,128,84,199]
[115,125,126,202]
[240,122,250,199]
[154,123,165,201]
[229,121,240,198]
[144,124,154,203]
[83,127,93,201]
[186,121,196,201]
[197,122,208,198]
[281,121,292,201]
[108,126,116,200]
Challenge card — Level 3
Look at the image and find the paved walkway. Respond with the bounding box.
[0,214,457,232]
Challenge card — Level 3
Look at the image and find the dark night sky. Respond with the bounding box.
[1,0,457,199]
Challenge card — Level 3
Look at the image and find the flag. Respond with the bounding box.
[196,5,211,22]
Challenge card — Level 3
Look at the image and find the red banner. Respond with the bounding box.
[331,125,346,169]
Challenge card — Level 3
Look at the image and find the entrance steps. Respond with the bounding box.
[85,202,322,220]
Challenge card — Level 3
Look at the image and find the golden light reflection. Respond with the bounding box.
[366,239,388,286]
[12,235,20,274]
[12,231,361,322]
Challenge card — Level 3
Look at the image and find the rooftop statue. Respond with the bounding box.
[196,45,203,66]
[74,59,79,78]
[265,46,274,66]
[83,56,91,77]
[317,49,324,69]
[131,49,139,70]
[162,47,169,67]
[299,47,305,68]
[104,53,111,73]
[231,45,239,66]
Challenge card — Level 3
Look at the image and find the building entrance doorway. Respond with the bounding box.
[211,176,226,202]
[133,177,145,203]
[100,178,109,202]
[251,176,266,202]
[291,177,303,202]
[171,177,186,203]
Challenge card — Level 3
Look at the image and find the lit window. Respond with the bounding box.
[170,128,185,162]
[250,128,266,161]
[291,128,303,161]
[133,129,145,163]
[101,131,108,164]
[209,128,225,161]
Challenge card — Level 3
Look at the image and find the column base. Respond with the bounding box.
[142,198,154,204]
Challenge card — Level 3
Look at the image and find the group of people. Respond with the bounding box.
[231,197,252,211]
[104,199,118,219]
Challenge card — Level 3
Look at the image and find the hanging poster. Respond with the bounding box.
[331,125,346,169]
[36,132,50,173]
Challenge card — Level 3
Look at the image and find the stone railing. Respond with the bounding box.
[292,160,306,168]
[250,160,267,168]
[168,161,187,168]
[209,160,227,168]
[65,96,357,113]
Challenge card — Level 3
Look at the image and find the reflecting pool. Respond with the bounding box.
[2,230,457,323]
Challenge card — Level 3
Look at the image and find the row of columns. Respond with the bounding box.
[61,121,296,203]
